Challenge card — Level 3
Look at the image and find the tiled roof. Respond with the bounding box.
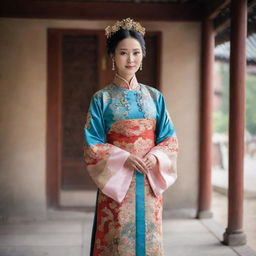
[214,33,256,65]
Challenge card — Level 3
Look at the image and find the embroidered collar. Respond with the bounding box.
[113,73,140,90]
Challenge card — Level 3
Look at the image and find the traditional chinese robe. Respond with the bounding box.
[83,73,178,256]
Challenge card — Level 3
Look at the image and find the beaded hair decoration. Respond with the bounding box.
[105,18,146,39]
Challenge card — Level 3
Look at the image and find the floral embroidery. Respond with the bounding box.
[113,137,154,155]
[84,111,92,130]
[135,85,157,119]
[154,137,179,154]
[93,176,136,255]
[109,86,130,121]
[108,119,156,137]
[96,84,157,123]
[83,143,113,165]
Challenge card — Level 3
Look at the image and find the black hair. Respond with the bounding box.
[106,28,146,57]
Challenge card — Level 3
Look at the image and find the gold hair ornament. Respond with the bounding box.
[105,18,146,39]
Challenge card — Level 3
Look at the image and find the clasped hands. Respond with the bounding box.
[124,153,157,174]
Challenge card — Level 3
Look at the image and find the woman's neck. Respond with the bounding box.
[116,72,134,83]
[113,73,139,90]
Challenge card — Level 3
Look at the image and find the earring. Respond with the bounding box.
[140,62,143,71]
[112,59,115,71]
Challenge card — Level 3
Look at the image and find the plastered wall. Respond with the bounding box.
[0,18,201,220]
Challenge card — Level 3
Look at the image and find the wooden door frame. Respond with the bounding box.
[149,31,163,91]
[46,28,163,208]
[46,28,104,207]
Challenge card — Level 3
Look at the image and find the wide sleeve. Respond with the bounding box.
[83,94,133,203]
[146,92,179,197]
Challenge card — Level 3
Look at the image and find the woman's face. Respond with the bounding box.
[112,37,143,79]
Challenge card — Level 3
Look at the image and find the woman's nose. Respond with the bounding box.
[128,53,134,62]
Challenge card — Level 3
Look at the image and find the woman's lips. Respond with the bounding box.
[126,66,135,69]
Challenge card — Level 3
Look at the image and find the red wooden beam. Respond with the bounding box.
[204,0,231,19]
[0,0,203,21]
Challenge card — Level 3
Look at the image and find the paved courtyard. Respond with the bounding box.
[0,208,255,256]
[212,154,256,252]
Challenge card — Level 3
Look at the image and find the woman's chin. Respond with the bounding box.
[126,68,139,74]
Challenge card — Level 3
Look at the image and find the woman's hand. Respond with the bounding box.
[143,153,157,171]
[124,154,149,174]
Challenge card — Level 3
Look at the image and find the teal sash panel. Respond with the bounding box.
[135,170,145,255]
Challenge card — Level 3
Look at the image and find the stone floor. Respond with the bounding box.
[212,154,256,252]
[0,208,255,256]
[212,190,256,252]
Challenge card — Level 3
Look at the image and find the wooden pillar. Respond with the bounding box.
[223,0,247,246]
[197,18,214,219]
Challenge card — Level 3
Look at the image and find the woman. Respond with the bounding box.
[84,18,179,256]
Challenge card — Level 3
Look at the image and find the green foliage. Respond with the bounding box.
[213,62,256,135]
[219,63,229,115]
[245,75,256,135]
[213,63,229,133]
[213,111,228,133]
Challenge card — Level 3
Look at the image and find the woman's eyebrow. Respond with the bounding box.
[119,48,141,50]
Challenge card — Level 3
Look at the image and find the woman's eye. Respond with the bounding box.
[120,52,127,55]
[134,52,141,55]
